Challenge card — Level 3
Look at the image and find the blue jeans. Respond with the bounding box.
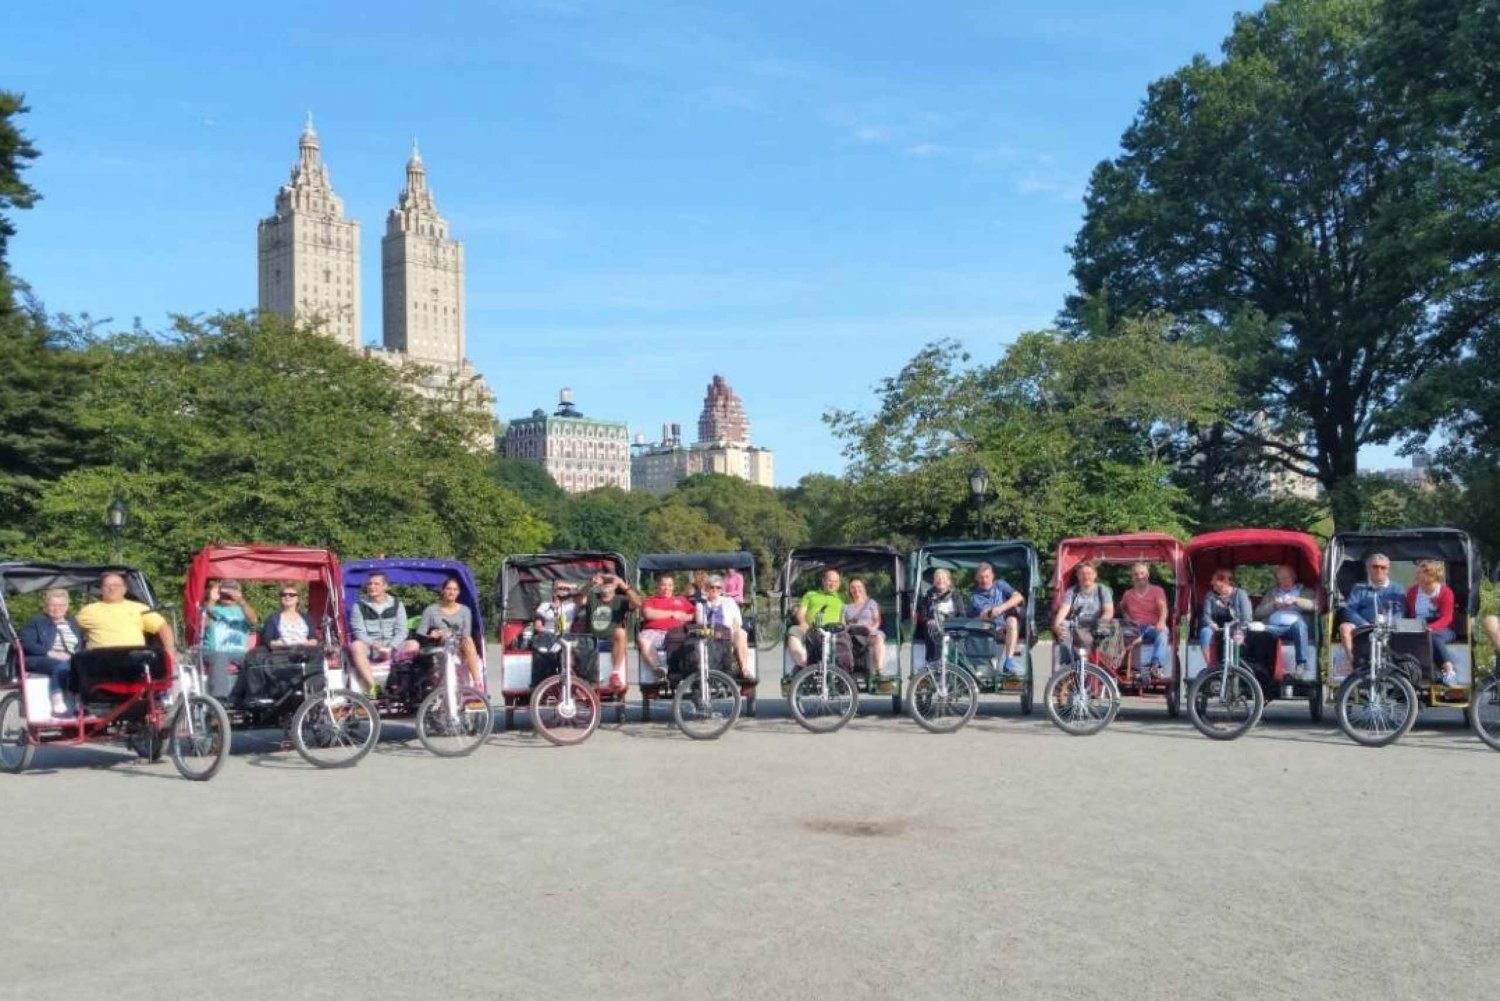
[1430,628,1455,668]
[1264,618,1310,666]
[1131,625,1172,670]
[27,655,71,696]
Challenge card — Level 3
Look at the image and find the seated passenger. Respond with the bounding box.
[71,572,176,697]
[1199,569,1253,658]
[842,577,886,675]
[1119,562,1172,681]
[1254,564,1313,674]
[969,561,1024,675]
[1408,559,1457,686]
[348,572,420,697]
[261,586,319,649]
[1052,562,1113,666]
[722,566,746,604]
[688,570,711,604]
[417,576,485,687]
[580,572,642,689]
[700,574,753,681]
[19,588,85,716]
[636,575,695,681]
[786,569,843,669]
[1337,553,1406,662]
[918,569,964,665]
[202,578,259,701]
[533,581,580,635]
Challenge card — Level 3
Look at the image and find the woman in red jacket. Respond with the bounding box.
[1408,560,1457,687]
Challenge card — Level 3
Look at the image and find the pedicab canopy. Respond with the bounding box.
[908,539,1041,632]
[0,562,158,680]
[182,544,345,647]
[1050,533,1190,617]
[636,551,757,579]
[1185,529,1323,609]
[780,544,906,628]
[342,558,485,653]
[497,551,628,623]
[1324,528,1480,617]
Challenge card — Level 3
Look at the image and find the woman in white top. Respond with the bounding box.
[841,577,886,674]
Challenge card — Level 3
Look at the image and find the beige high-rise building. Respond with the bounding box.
[630,375,775,493]
[381,141,465,365]
[257,115,361,348]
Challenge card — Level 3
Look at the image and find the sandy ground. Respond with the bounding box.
[3,643,1497,1000]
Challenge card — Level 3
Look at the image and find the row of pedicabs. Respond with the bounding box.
[0,527,1496,782]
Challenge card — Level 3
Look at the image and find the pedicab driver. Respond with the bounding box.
[348,572,420,697]
[786,569,843,670]
[583,572,642,689]
[1052,562,1113,666]
[636,575,695,681]
[968,562,1025,675]
[1336,553,1407,663]
[72,572,177,692]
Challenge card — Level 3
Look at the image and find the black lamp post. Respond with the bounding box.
[968,467,989,539]
[106,497,128,559]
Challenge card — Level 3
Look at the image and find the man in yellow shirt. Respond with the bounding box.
[75,572,175,649]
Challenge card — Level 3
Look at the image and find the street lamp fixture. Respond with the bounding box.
[106,497,128,557]
[968,467,989,539]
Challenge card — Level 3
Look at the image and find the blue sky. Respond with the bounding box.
[1,0,1409,482]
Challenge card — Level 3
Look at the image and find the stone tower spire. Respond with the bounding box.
[257,116,361,348]
[381,142,464,364]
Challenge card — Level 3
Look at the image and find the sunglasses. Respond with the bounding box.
[1371,564,1391,570]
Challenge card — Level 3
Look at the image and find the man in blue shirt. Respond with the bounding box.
[1337,553,1408,661]
[968,562,1025,674]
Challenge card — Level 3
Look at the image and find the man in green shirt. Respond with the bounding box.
[787,569,844,669]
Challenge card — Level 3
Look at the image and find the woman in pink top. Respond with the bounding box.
[1120,562,1172,679]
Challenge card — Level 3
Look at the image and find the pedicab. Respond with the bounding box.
[184,544,378,768]
[1182,529,1325,739]
[634,551,760,739]
[1045,533,1189,735]
[1325,528,1478,747]
[0,560,229,781]
[906,540,1041,733]
[496,550,631,744]
[776,544,906,733]
[340,558,494,757]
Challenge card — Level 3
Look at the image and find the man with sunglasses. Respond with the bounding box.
[1337,553,1408,661]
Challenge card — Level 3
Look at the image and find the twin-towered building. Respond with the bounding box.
[256,116,491,411]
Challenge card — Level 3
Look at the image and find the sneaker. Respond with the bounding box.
[1149,663,1168,680]
[1441,666,1459,688]
[51,695,69,717]
[1294,662,1308,678]
[367,684,382,699]
[1001,657,1020,676]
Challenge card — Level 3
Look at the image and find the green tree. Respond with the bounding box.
[490,456,567,535]
[646,502,736,554]
[1066,0,1500,529]
[551,486,655,558]
[780,474,872,545]
[0,91,40,293]
[668,473,807,576]
[23,313,549,585]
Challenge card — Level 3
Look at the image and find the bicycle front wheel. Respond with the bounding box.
[1044,664,1120,736]
[168,693,231,781]
[417,685,494,757]
[1187,666,1264,741]
[787,665,859,734]
[1469,675,1500,751]
[530,676,600,746]
[907,667,979,734]
[672,669,741,740]
[292,689,381,768]
[1336,671,1418,748]
[751,604,783,652]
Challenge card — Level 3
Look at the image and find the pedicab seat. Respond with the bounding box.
[71,647,167,700]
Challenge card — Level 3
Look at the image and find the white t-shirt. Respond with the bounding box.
[700,595,742,629]
[535,601,576,633]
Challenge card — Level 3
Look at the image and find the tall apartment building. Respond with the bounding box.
[502,390,632,493]
[630,374,775,494]
[381,141,464,365]
[257,115,361,348]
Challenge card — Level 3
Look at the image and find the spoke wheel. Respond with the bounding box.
[530,676,600,746]
[417,685,494,757]
[291,689,381,768]
[168,694,231,781]
[1468,676,1500,752]
[787,665,859,734]
[1019,665,1034,715]
[1044,663,1120,736]
[751,605,783,652]
[0,693,36,774]
[1336,671,1418,748]
[672,669,741,740]
[907,667,979,734]
[1187,666,1264,741]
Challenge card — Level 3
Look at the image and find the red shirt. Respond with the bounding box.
[642,595,694,632]
[1119,585,1167,628]
[1406,583,1454,633]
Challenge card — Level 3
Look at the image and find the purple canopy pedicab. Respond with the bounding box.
[341,558,494,757]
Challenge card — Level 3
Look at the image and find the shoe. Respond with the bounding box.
[1294,662,1308,677]
[1149,664,1168,681]
[368,684,382,699]
[50,695,69,716]
[1001,657,1020,676]
[1441,666,1458,688]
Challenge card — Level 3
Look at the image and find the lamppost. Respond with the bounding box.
[106,497,128,560]
[968,467,989,540]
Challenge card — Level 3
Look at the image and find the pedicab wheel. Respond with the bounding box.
[1466,675,1500,751]
[1165,680,1181,718]
[906,668,979,734]
[1043,664,1120,736]
[1019,672,1034,715]
[751,606,782,652]
[1335,671,1418,748]
[168,693,231,781]
[1308,688,1324,723]
[787,665,859,734]
[128,722,166,762]
[291,688,381,768]
[0,693,36,774]
[529,676,601,746]
[672,669,741,740]
[416,685,494,757]
[1187,666,1264,741]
